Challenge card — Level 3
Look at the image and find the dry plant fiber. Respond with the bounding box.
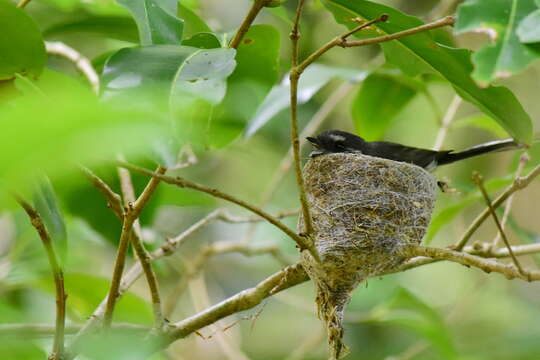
[299,153,437,359]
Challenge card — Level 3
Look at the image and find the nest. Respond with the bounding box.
[299,153,437,359]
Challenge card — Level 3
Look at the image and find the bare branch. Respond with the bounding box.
[472,172,527,278]
[453,164,540,250]
[433,95,461,151]
[45,42,99,93]
[79,166,123,219]
[115,161,319,261]
[229,0,271,49]
[14,195,66,360]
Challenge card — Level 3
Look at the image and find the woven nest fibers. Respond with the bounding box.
[299,153,437,359]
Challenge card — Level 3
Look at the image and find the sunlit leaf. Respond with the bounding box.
[0,0,46,80]
[322,0,533,144]
[455,0,540,84]
[246,63,367,137]
[452,114,508,138]
[118,0,184,45]
[351,72,417,141]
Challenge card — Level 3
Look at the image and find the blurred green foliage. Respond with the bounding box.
[1,0,540,359]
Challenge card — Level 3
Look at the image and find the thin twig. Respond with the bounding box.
[16,0,32,8]
[229,0,270,49]
[433,95,461,151]
[491,153,529,248]
[14,195,66,360]
[45,42,99,94]
[472,172,527,278]
[165,240,292,318]
[413,246,539,281]
[296,14,389,74]
[79,166,124,219]
[116,161,319,261]
[453,164,540,250]
[341,16,456,48]
[102,166,166,329]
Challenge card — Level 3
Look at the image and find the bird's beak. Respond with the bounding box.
[306,136,319,147]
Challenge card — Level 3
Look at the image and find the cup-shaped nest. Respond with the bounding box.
[299,153,437,359]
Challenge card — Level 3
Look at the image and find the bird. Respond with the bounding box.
[306,130,526,171]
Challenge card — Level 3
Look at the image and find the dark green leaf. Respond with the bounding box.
[0,0,46,80]
[322,0,533,144]
[246,63,366,137]
[182,32,221,49]
[351,73,416,141]
[33,177,68,264]
[118,0,184,45]
[44,16,139,43]
[455,0,540,84]
[178,2,212,37]
[211,24,282,146]
[517,9,540,43]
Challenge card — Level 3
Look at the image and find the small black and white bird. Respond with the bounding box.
[307,130,526,171]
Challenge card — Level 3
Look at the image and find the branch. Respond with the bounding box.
[79,166,123,219]
[229,0,271,49]
[14,195,66,360]
[102,166,166,329]
[413,246,540,281]
[165,240,293,317]
[296,14,389,74]
[433,95,461,150]
[16,0,32,8]
[115,161,320,261]
[472,172,527,278]
[453,164,540,250]
[45,42,99,94]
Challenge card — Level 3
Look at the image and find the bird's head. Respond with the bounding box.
[307,130,366,157]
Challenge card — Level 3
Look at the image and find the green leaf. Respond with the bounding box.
[35,273,153,323]
[178,2,212,38]
[118,0,184,45]
[44,16,139,43]
[371,288,456,359]
[246,63,367,137]
[517,9,540,43]
[322,0,533,144]
[0,0,46,80]
[33,177,68,264]
[452,114,508,138]
[455,0,540,84]
[39,0,127,15]
[182,32,221,49]
[351,73,417,141]
[211,24,282,146]
[0,70,165,188]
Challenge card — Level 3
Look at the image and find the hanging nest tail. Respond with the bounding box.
[299,153,437,359]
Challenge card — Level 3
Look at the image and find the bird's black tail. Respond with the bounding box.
[437,139,526,166]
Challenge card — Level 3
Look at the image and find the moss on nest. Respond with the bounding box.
[299,153,437,359]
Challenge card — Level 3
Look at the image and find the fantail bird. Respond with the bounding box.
[307,130,526,171]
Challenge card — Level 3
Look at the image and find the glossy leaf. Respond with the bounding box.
[44,16,139,43]
[211,24,282,146]
[455,0,540,84]
[351,73,417,141]
[118,0,184,45]
[322,0,533,144]
[452,114,508,138]
[0,0,46,80]
[246,63,367,137]
[182,32,221,49]
[517,8,540,43]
